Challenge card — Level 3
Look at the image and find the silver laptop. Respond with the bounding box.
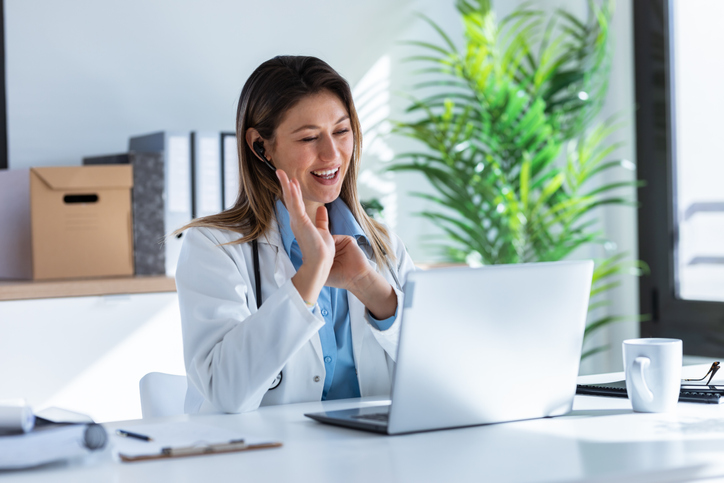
[305,260,594,435]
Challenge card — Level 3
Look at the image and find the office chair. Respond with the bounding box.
[138,372,188,419]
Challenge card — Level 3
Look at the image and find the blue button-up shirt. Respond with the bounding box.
[275,198,395,400]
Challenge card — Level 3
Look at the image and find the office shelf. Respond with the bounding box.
[0,276,176,301]
[0,263,465,302]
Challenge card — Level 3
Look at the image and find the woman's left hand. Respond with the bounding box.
[325,235,373,291]
[326,236,398,320]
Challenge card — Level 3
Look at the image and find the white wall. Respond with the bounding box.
[0,293,184,422]
[596,0,640,373]
[1,0,639,421]
[5,0,429,166]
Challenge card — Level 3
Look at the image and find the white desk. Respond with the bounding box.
[5,366,724,483]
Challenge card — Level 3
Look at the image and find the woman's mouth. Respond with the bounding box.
[311,167,340,180]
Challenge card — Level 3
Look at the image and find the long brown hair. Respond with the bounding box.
[180,55,394,264]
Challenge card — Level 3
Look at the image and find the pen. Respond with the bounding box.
[116,429,153,442]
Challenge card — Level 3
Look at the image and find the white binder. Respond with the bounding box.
[191,132,223,218]
[221,132,239,210]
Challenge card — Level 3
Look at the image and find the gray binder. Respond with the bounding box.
[129,132,192,276]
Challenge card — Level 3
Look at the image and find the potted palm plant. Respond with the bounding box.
[390,0,646,359]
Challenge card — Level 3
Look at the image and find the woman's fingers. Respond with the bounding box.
[276,169,289,202]
[315,205,329,232]
[276,170,307,222]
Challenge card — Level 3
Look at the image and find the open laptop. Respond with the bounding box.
[305,260,594,435]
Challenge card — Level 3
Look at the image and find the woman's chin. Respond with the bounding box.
[305,188,342,206]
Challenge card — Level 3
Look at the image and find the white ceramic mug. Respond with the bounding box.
[622,338,682,413]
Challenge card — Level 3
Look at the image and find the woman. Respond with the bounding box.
[176,56,415,414]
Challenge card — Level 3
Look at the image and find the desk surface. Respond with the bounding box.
[5,367,724,483]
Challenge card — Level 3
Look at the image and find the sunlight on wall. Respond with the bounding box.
[353,55,398,230]
[42,300,185,423]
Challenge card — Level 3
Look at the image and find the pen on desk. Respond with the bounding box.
[116,429,153,442]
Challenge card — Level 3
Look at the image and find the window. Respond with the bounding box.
[635,0,724,354]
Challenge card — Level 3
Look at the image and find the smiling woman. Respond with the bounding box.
[245,91,354,220]
[173,56,416,414]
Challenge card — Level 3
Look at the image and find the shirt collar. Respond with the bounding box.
[275,198,369,258]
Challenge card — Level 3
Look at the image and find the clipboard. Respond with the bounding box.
[119,440,283,463]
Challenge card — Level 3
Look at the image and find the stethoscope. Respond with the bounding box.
[250,237,402,391]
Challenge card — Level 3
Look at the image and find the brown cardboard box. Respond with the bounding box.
[0,166,134,280]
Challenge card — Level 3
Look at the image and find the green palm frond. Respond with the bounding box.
[390,0,643,361]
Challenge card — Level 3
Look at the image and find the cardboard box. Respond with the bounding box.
[83,152,166,275]
[0,166,134,280]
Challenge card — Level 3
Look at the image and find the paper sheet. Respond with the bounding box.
[110,421,250,458]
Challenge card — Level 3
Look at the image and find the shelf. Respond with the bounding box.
[0,276,176,301]
[0,263,464,302]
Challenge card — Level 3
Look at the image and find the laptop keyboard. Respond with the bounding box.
[351,412,389,422]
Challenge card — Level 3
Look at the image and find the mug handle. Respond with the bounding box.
[630,356,654,403]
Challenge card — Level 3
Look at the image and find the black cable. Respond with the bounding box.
[252,239,262,310]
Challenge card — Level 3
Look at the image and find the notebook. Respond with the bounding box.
[305,260,594,435]
[577,380,724,404]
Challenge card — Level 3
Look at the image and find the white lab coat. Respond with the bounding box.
[175,220,415,414]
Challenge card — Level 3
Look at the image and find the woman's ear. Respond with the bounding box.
[245,128,276,171]
[245,128,261,154]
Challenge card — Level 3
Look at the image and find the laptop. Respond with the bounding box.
[305,260,594,435]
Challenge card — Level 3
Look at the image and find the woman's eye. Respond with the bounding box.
[335,129,350,135]
[301,137,317,142]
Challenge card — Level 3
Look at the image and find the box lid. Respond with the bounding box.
[31,166,133,190]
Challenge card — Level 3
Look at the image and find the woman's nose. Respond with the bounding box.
[318,134,339,161]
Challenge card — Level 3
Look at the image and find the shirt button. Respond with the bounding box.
[324,356,332,363]
[313,376,321,382]
[321,309,329,316]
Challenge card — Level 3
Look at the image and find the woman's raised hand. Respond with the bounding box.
[276,170,334,304]
[276,169,397,319]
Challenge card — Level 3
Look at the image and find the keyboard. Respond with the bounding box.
[351,412,389,422]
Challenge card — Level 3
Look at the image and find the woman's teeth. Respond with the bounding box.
[312,168,339,179]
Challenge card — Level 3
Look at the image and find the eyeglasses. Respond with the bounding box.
[683,361,720,385]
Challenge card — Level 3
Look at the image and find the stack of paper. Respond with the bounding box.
[0,423,107,470]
